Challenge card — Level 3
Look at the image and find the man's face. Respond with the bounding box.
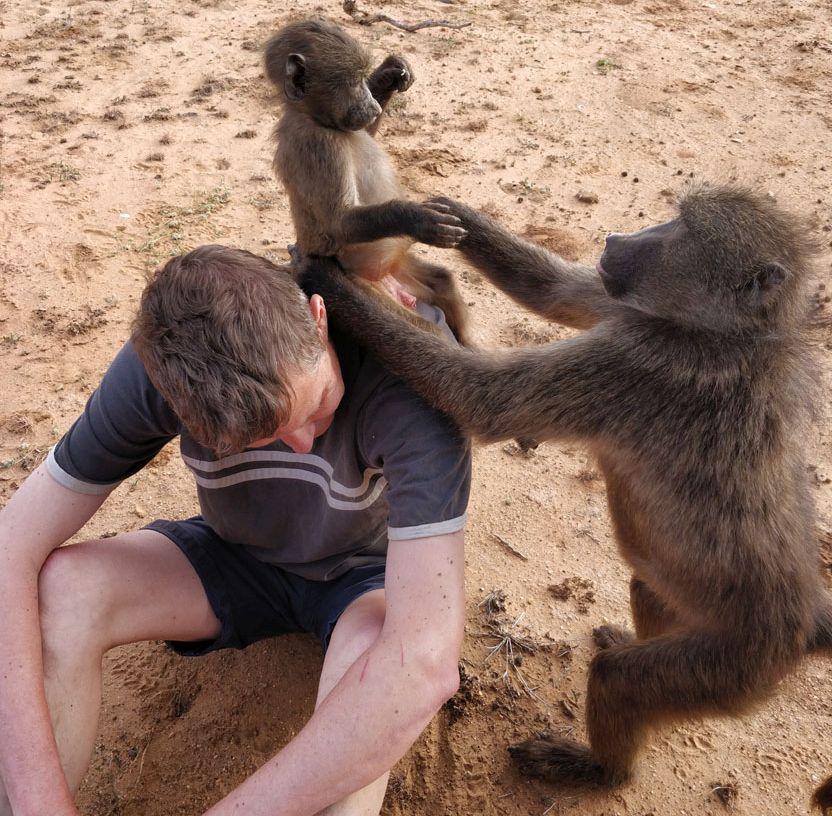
[246,342,344,454]
[245,294,345,454]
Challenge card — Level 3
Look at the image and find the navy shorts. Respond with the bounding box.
[144,516,386,656]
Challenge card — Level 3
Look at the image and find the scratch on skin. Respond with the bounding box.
[359,656,370,683]
[400,640,405,667]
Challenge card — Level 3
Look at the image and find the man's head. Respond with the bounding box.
[133,245,344,456]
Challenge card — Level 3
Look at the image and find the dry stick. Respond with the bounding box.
[343,0,472,32]
[492,532,529,561]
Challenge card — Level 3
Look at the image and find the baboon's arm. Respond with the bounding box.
[366,55,414,138]
[277,128,463,250]
[429,198,615,330]
[338,201,422,243]
[337,201,465,249]
[303,258,625,442]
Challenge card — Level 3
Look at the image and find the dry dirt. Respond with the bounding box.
[2,0,832,814]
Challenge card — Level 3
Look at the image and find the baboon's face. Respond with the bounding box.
[317,69,381,131]
[598,217,787,331]
[598,219,704,323]
[282,42,380,131]
[597,219,682,301]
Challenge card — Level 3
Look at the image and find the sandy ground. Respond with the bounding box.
[2,0,832,813]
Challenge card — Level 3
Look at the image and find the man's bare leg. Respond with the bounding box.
[0,530,220,815]
[315,590,390,816]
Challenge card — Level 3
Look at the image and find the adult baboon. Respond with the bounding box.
[298,183,832,812]
[264,19,471,344]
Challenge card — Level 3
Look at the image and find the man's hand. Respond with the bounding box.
[202,532,465,816]
[0,464,106,816]
[370,55,415,95]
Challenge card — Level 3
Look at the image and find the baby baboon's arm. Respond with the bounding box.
[428,197,614,330]
[338,200,465,248]
[366,55,414,137]
[278,130,465,251]
[302,257,625,442]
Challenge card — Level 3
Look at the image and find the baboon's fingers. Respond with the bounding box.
[592,625,634,651]
[424,196,456,208]
[423,196,480,228]
[423,202,453,214]
[433,227,467,247]
[421,202,464,225]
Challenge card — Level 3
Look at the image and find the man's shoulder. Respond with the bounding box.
[94,340,180,430]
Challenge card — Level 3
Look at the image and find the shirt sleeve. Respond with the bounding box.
[357,374,472,541]
[47,341,180,495]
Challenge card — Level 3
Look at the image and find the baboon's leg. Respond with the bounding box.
[809,596,832,652]
[512,630,776,787]
[630,579,678,639]
[813,774,832,815]
[804,598,832,812]
[397,258,471,346]
[594,578,678,651]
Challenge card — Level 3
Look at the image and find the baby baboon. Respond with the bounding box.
[298,183,832,812]
[264,19,470,344]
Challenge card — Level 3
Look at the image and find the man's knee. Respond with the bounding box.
[38,543,114,660]
[335,590,386,653]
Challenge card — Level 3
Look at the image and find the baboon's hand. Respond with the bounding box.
[424,196,482,231]
[411,201,467,248]
[372,55,415,94]
[297,255,349,301]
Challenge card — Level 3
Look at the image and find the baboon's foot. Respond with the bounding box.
[509,735,622,787]
[592,624,634,650]
[517,436,539,452]
[812,773,832,815]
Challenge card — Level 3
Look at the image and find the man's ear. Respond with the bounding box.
[285,53,307,101]
[308,294,329,343]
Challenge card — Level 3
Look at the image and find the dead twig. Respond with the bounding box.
[478,588,507,618]
[475,611,546,700]
[491,532,529,561]
[343,0,472,32]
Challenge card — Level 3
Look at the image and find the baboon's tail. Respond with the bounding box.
[812,775,832,814]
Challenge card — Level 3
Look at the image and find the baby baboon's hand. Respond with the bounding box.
[411,201,467,248]
[424,196,481,231]
[373,55,415,94]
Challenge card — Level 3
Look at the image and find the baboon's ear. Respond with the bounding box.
[743,262,788,308]
[285,53,307,101]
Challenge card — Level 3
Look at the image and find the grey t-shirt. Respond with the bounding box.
[47,310,471,580]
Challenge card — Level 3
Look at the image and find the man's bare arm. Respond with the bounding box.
[203,531,465,816]
[0,464,107,816]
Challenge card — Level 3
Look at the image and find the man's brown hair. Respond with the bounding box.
[132,245,323,455]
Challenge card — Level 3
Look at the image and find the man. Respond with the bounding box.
[0,245,470,816]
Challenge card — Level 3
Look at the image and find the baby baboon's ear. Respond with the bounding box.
[285,53,307,101]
